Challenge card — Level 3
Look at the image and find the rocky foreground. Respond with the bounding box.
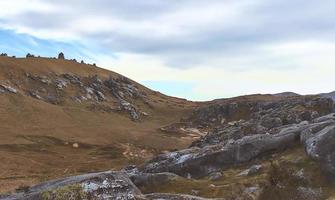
[2,95,335,199]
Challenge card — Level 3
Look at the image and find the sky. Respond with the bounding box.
[0,0,334,101]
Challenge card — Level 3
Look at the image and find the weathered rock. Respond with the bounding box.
[85,87,94,99]
[57,52,65,59]
[260,117,282,129]
[141,112,149,116]
[305,125,335,160]
[143,121,311,178]
[296,187,322,200]
[208,172,223,181]
[144,193,211,200]
[120,100,140,121]
[2,171,142,200]
[29,91,43,100]
[190,97,334,148]
[312,113,335,123]
[0,84,17,94]
[39,76,51,85]
[26,53,35,58]
[294,169,305,180]
[2,170,215,200]
[300,119,335,143]
[238,164,262,176]
[129,172,179,188]
[243,185,262,200]
[62,74,82,86]
[304,125,335,179]
[54,78,67,89]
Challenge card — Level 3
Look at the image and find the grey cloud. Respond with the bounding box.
[2,0,335,69]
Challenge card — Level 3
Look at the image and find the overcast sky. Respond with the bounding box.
[0,0,334,100]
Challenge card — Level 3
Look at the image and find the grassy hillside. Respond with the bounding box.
[0,56,198,193]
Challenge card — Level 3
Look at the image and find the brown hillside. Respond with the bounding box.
[0,56,198,193]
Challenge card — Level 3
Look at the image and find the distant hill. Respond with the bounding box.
[320,91,335,100]
[273,92,300,97]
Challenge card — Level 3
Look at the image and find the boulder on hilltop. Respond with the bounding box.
[57,52,65,59]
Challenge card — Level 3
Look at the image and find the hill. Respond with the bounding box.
[0,55,198,193]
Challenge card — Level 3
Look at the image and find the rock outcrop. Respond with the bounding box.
[1,170,213,200]
[0,84,17,94]
[144,111,335,190]
[305,125,335,179]
[143,121,313,178]
[1,171,141,200]
[57,52,65,59]
[190,97,333,148]
[2,71,151,121]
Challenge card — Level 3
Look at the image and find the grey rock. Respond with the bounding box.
[296,187,322,200]
[313,113,335,123]
[57,52,65,59]
[85,87,94,99]
[300,120,335,143]
[243,185,261,199]
[144,193,212,200]
[294,169,305,179]
[238,165,262,176]
[120,100,140,121]
[2,171,142,200]
[0,84,17,93]
[129,172,179,188]
[191,190,200,196]
[38,76,51,84]
[143,123,309,178]
[95,91,106,101]
[54,78,67,89]
[208,172,223,181]
[29,91,43,100]
[63,74,82,86]
[261,117,282,129]
[305,125,335,160]
[305,125,335,178]
[190,97,335,148]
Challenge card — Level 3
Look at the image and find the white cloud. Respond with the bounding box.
[0,0,55,16]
